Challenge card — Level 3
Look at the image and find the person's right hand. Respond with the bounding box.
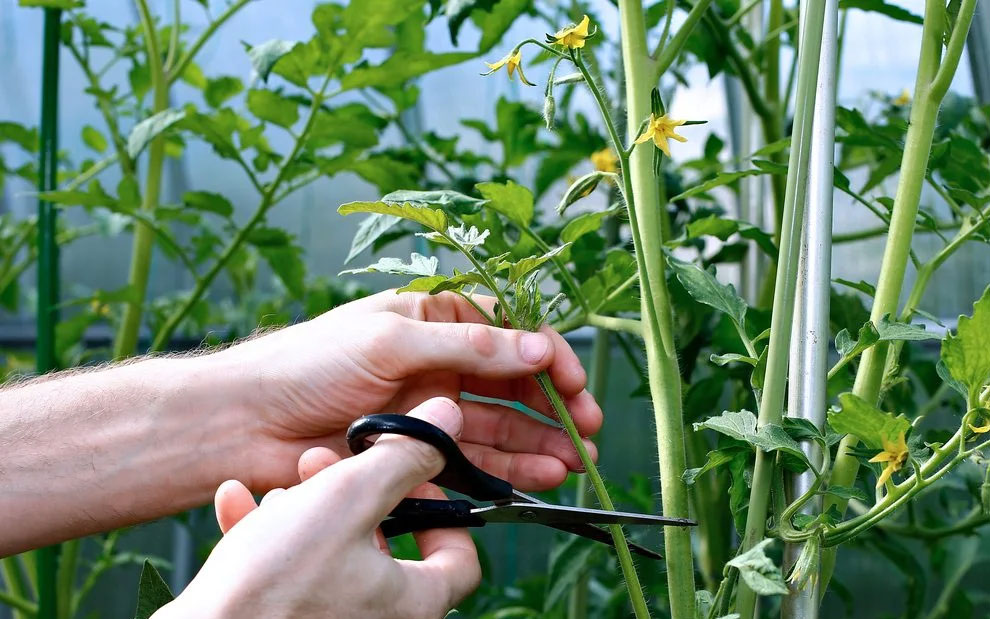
[156,397,481,619]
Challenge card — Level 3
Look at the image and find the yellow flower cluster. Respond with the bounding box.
[869,432,909,487]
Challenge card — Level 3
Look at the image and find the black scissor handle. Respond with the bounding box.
[346,414,513,501]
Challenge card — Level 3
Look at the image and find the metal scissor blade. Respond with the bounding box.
[474,502,697,527]
[547,521,664,561]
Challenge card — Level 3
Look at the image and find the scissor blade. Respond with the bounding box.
[474,502,697,527]
[547,522,664,561]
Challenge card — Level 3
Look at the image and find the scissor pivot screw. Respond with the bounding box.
[520,510,538,521]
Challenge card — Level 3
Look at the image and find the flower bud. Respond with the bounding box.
[543,95,556,130]
[557,171,608,215]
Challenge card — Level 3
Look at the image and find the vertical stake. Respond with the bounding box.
[782,0,838,616]
[35,7,63,619]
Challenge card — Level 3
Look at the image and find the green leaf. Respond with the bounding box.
[341,253,439,277]
[381,189,488,213]
[695,411,810,467]
[508,244,569,283]
[19,0,83,8]
[133,560,174,619]
[683,449,736,485]
[81,125,107,153]
[204,76,244,108]
[0,121,38,151]
[560,209,613,245]
[476,180,534,227]
[827,393,911,449]
[397,275,447,293]
[428,270,489,294]
[247,89,299,128]
[875,314,941,342]
[940,286,990,403]
[710,353,758,367]
[820,485,869,502]
[838,0,923,24]
[345,214,402,264]
[727,539,788,596]
[182,191,233,217]
[669,169,768,202]
[340,51,475,90]
[245,39,299,82]
[936,358,968,399]
[834,321,879,358]
[833,277,876,297]
[686,214,739,240]
[247,227,291,247]
[127,108,185,159]
[338,200,447,232]
[666,251,748,332]
[259,244,306,299]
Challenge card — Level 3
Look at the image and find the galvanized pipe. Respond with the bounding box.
[782,0,838,616]
[967,1,990,102]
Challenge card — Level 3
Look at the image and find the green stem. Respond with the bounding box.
[115,0,168,359]
[54,539,79,619]
[149,76,336,352]
[0,590,36,617]
[735,2,828,615]
[1,557,33,619]
[881,506,990,540]
[616,3,696,616]
[568,327,609,619]
[653,0,716,80]
[832,220,958,244]
[166,0,252,84]
[820,0,978,590]
[520,226,590,314]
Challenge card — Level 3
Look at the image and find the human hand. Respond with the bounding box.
[157,398,481,619]
[212,291,602,493]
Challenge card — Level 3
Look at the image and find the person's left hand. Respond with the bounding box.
[210,290,602,494]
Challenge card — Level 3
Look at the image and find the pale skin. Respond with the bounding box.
[0,291,603,617]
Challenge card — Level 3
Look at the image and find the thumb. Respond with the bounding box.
[346,397,464,530]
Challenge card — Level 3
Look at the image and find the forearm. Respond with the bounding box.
[0,354,254,555]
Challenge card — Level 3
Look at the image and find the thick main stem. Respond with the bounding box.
[820,0,977,591]
[617,2,696,617]
[735,1,828,615]
[115,0,168,359]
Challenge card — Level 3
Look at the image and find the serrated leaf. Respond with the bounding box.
[345,213,402,264]
[127,108,185,159]
[827,393,911,449]
[835,321,879,358]
[875,314,941,342]
[247,89,299,128]
[397,275,447,293]
[666,251,747,331]
[683,449,736,485]
[338,201,447,232]
[245,39,299,82]
[182,191,233,217]
[340,253,439,277]
[476,180,534,227]
[560,210,612,244]
[508,244,570,283]
[381,189,488,213]
[940,286,990,402]
[936,358,968,399]
[695,411,810,467]
[204,76,244,108]
[429,270,489,294]
[133,560,174,619]
[727,539,788,596]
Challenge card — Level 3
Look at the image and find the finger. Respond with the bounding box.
[369,290,498,325]
[460,443,575,491]
[398,482,480,613]
[260,488,286,505]
[541,325,587,396]
[340,397,464,528]
[459,400,594,471]
[298,446,342,482]
[376,316,556,381]
[459,383,604,438]
[214,479,257,534]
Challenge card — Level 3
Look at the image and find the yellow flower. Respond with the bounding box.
[869,432,909,487]
[590,147,618,174]
[893,89,911,106]
[482,50,535,86]
[634,113,688,157]
[550,15,591,49]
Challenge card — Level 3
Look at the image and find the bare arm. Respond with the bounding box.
[0,354,251,555]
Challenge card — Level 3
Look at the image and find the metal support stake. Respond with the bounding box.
[967,1,990,102]
[35,7,63,619]
[782,0,838,616]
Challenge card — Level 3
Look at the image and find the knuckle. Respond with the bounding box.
[465,323,496,358]
[368,312,406,343]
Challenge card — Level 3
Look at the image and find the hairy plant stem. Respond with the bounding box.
[452,237,650,619]
[114,0,170,359]
[820,0,978,591]
[615,2,696,616]
[735,1,828,615]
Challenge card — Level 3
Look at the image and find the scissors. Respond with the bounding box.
[346,414,696,560]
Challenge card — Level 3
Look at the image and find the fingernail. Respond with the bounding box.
[520,332,550,364]
[414,397,463,439]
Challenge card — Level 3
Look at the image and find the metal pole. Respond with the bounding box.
[782,0,838,616]
[35,7,63,619]
[967,1,990,102]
